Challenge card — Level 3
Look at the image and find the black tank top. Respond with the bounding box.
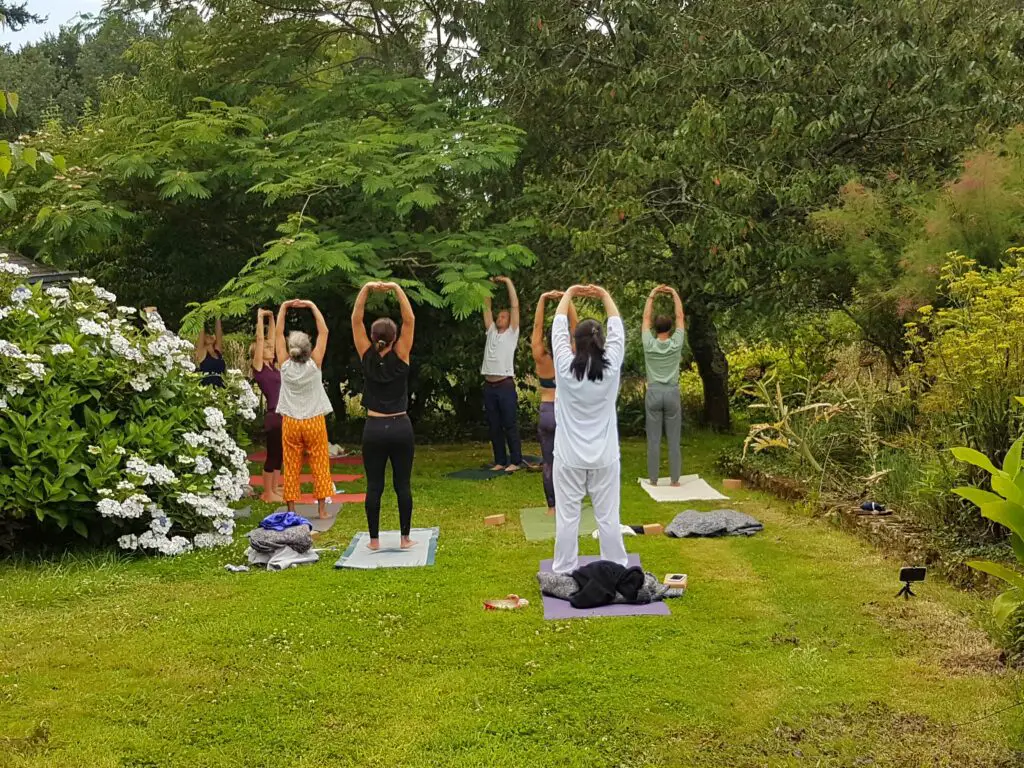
[362,348,409,413]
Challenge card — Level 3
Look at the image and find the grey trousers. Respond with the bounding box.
[646,382,682,483]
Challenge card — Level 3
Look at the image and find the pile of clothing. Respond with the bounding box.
[665,509,763,538]
[245,511,319,571]
[537,560,685,609]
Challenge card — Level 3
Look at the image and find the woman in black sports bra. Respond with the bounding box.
[352,281,417,551]
[531,290,577,515]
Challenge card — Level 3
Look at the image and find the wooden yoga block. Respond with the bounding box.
[643,523,664,536]
[663,573,688,589]
[484,514,506,527]
[723,478,743,491]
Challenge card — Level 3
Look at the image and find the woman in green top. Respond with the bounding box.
[642,285,686,486]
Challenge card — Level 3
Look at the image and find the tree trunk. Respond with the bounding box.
[687,308,731,432]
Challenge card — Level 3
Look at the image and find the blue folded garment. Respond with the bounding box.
[258,511,313,531]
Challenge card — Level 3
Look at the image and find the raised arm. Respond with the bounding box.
[503,277,520,329]
[194,328,207,363]
[253,309,266,371]
[567,297,579,336]
[593,285,624,367]
[531,292,551,361]
[553,286,584,371]
[351,283,373,359]
[669,286,685,330]
[275,301,292,365]
[213,317,224,354]
[387,283,416,362]
[643,287,658,333]
[305,301,329,367]
[482,293,494,331]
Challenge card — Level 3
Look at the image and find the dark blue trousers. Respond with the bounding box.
[484,378,522,466]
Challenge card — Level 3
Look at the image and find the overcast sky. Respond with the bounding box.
[1,0,104,49]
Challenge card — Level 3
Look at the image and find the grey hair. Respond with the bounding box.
[287,331,312,363]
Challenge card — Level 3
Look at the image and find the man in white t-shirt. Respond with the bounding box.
[481,275,523,472]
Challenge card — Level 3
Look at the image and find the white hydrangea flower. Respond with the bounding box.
[204,407,227,429]
[117,306,137,316]
[98,498,122,517]
[0,396,6,409]
[71,276,96,285]
[129,375,151,392]
[76,318,107,337]
[117,534,140,551]
[96,312,110,321]
[6,384,24,397]
[194,455,213,475]
[93,286,117,303]
[0,259,30,276]
[176,454,195,465]
[87,445,102,455]
[114,446,127,456]
[194,531,233,549]
[0,340,24,358]
[97,487,113,497]
[50,343,74,355]
[26,362,45,379]
[10,286,31,304]
[183,432,208,448]
[149,463,177,485]
[45,286,70,306]
[149,514,172,536]
[116,480,135,491]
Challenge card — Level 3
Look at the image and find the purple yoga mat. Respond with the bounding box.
[539,554,672,619]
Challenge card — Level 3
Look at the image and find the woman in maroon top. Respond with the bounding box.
[252,308,283,502]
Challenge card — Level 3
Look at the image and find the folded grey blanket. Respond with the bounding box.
[537,571,684,604]
[665,509,763,538]
[247,526,313,554]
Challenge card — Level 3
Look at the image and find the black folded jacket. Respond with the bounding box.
[569,560,646,609]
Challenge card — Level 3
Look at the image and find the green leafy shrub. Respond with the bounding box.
[906,252,1024,462]
[0,255,257,554]
[952,428,1024,628]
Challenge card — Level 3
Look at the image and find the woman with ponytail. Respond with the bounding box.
[550,284,629,574]
[352,281,417,550]
[275,299,334,518]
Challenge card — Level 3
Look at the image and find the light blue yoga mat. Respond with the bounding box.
[334,527,439,569]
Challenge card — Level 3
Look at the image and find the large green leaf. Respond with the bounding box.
[976,501,1024,540]
[992,589,1023,625]
[966,560,1024,591]
[952,486,1005,508]
[950,447,1000,476]
[1004,436,1023,478]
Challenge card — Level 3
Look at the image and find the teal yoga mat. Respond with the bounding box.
[519,506,597,541]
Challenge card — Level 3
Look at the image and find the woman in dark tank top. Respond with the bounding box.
[351,281,416,551]
[531,291,578,516]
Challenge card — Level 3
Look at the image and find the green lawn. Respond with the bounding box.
[1,434,1021,767]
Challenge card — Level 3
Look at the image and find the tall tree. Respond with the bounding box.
[463,0,1024,429]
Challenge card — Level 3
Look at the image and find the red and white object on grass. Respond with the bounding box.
[483,595,530,611]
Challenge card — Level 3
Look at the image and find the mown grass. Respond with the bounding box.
[1,433,1022,767]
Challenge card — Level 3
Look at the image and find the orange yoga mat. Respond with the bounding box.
[249,473,363,486]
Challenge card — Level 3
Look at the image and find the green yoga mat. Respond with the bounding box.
[519,506,597,541]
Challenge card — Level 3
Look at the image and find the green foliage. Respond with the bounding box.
[952,429,1024,626]
[0,256,257,553]
[905,252,1024,462]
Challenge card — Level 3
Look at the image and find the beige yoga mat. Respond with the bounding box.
[637,475,729,502]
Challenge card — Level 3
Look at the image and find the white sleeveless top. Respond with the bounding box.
[276,359,334,420]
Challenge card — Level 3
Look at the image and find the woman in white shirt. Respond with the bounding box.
[275,299,335,519]
[551,284,629,574]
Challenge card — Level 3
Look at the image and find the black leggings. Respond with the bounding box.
[264,426,283,473]
[362,415,415,539]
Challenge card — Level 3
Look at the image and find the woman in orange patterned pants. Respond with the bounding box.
[275,299,335,518]
[281,414,334,509]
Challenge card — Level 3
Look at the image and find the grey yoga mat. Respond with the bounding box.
[334,527,439,569]
[538,555,671,619]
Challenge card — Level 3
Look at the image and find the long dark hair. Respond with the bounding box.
[571,319,608,382]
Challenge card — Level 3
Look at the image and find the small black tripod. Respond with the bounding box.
[895,582,917,600]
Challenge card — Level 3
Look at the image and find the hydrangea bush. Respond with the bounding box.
[0,255,259,555]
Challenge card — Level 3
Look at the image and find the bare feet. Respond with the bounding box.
[491,464,505,471]
[400,537,417,549]
[367,539,381,551]
[505,464,520,473]
[670,481,681,488]
[648,479,658,487]
[546,507,556,516]
[261,492,283,504]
